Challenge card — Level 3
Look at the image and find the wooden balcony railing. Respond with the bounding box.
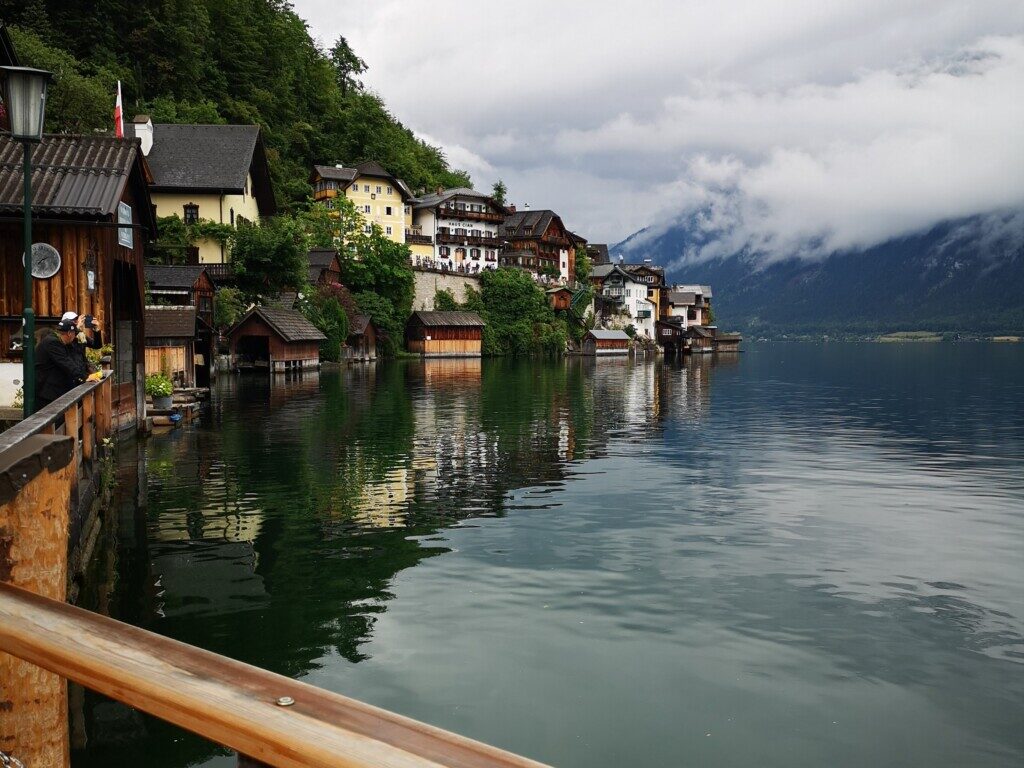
[437,206,505,223]
[436,232,503,247]
[0,582,550,768]
[406,233,434,245]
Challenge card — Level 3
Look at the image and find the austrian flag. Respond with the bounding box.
[114,80,123,138]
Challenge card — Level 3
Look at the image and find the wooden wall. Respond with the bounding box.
[229,315,320,362]
[407,338,482,356]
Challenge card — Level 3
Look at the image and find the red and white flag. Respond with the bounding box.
[114,80,123,138]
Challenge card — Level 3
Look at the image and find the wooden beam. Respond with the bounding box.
[0,583,551,768]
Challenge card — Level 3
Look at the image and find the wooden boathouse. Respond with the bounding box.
[227,306,325,372]
[0,134,156,430]
[144,305,212,388]
[582,329,630,356]
[346,314,378,361]
[406,310,485,357]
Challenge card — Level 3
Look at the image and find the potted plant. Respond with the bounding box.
[145,373,174,410]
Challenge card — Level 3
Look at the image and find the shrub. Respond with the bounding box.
[145,373,173,398]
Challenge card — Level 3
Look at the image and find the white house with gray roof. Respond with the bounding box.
[408,187,505,272]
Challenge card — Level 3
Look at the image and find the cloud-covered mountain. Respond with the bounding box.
[615,211,1024,335]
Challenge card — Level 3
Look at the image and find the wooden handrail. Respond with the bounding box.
[0,582,551,768]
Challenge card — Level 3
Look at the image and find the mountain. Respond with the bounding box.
[615,214,1024,336]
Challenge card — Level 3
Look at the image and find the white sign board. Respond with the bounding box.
[118,202,133,248]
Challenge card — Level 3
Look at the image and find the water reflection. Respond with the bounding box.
[77,346,1024,768]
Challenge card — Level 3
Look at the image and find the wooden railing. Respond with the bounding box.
[437,206,504,223]
[0,582,550,768]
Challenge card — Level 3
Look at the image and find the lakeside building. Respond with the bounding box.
[310,161,413,245]
[227,306,326,372]
[145,265,215,328]
[306,248,342,286]
[0,133,157,430]
[126,117,276,265]
[408,187,505,272]
[667,285,712,326]
[405,311,485,357]
[500,209,577,283]
[144,305,212,389]
[623,263,668,319]
[583,329,630,355]
[589,264,657,338]
[346,315,378,362]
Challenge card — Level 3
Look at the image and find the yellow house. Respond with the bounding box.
[310,161,413,246]
[128,116,277,264]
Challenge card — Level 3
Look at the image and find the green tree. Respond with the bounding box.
[213,286,245,331]
[575,245,592,282]
[231,217,306,299]
[330,36,367,95]
[298,284,350,362]
[339,225,415,317]
[491,179,507,206]
[433,289,459,311]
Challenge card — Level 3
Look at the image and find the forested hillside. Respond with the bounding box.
[0,0,470,208]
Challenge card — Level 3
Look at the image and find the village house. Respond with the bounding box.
[306,247,342,286]
[671,285,713,326]
[546,286,573,311]
[408,187,505,272]
[145,265,215,327]
[0,133,156,430]
[500,209,577,283]
[227,306,326,372]
[126,117,276,267]
[310,161,413,245]
[589,264,656,338]
[144,305,212,388]
[587,243,610,266]
[624,263,668,319]
[405,311,485,357]
[583,329,630,356]
[346,314,378,362]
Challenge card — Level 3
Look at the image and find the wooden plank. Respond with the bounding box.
[0,436,76,768]
[0,583,551,768]
[80,391,94,463]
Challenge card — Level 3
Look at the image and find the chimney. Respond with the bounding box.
[133,115,153,156]
[335,163,345,169]
[507,204,516,213]
[618,254,624,264]
[523,203,531,211]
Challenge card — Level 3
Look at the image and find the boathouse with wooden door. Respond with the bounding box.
[683,325,715,354]
[144,305,213,388]
[655,318,686,355]
[715,331,742,353]
[346,314,377,361]
[582,329,630,356]
[0,134,156,430]
[228,306,325,372]
[546,286,573,311]
[405,311,484,357]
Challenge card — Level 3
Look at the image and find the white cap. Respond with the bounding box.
[61,311,79,323]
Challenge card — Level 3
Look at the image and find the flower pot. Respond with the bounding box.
[153,395,173,410]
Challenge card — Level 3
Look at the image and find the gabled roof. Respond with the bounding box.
[546,286,572,295]
[310,160,413,201]
[668,291,697,305]
[674,284,713,299]
[686,326,715,338]
[307,248,339,268]
[503,209,567,240]
[130,123,276,216]
[145,305,197,339]
[349,314,372,336]
[591,264,639,282]
[587,329,630,341]
[231,306,326,343]
[0,134,157,234]
[146,265,208,290]
[408,311,485,327]
[587,244,609,265]
[413,187,502,211]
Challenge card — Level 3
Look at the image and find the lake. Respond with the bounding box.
[76,344,1024,767]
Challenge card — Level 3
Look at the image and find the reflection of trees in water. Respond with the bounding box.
[78,357,722,767]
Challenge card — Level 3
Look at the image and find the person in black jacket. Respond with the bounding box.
[35,318,87,409]
[63,311,102,375]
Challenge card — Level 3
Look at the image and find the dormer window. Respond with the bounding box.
[183,203,199,224]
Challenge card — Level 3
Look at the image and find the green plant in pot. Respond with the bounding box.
[145,373,174,410]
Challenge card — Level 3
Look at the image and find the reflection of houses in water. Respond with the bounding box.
[351,466,413,528]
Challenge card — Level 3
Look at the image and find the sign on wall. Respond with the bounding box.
[118,202,133,248]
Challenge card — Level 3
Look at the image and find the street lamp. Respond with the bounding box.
[1,66,53,417]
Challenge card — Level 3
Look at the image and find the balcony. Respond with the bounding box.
[436,231,503,247]
[437,205,504,223]
[636,310,652,319]
[405,232,433,245]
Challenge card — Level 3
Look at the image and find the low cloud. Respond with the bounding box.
[295,1,1024,251]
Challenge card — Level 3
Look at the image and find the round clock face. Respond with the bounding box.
[28,243,62,279]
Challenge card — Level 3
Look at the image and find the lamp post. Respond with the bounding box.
[1,66,52,417]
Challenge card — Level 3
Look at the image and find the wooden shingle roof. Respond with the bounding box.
[145,306,197,339]
[408,311,485,327]
[146,265,207,289]
[232,306,326,343]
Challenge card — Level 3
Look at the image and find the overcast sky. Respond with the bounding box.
[294,0,1024,257]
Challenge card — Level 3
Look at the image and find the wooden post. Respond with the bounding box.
[0,434,75,768]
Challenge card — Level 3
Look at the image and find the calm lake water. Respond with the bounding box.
[77,344,1024,768]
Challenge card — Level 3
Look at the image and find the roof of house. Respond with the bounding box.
[587,329,630,341]
[675,284,713,298]
[717,332,742,341]
[687,326,715,338]
[311,160,413,200]
[232,306,327,342]
[546,286,572,295]
[145,305,197,339]
[413,187,499,211]
[349,314,372,336]
[591,264,640,282]
[0,135,155,232]
[307,248,339,268]
[408,311,485,327]
[128,122,276,215]
[146,265,208,290]
[668,291,698,305]
[503,209,566,239]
